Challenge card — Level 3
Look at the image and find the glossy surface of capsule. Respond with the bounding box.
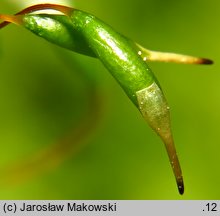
[23,12,156,106]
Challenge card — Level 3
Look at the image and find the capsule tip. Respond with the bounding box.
[178,179,184,195]
[198,58,214,65]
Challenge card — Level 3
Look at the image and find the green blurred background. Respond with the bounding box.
[0,0,219,199]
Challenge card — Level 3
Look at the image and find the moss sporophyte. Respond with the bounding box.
[0,4,213,195]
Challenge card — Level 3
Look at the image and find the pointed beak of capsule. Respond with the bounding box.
[136,82,184,195]
[135,43,213,65]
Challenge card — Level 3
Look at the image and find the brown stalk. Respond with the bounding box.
[0,3,73,29]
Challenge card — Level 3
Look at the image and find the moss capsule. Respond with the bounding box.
[1,4,212,194]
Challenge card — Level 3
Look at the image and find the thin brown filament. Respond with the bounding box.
[0,14,23,26]
[0,4,73,29]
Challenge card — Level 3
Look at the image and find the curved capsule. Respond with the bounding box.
[0,5,184,194]
[22,12,156,106]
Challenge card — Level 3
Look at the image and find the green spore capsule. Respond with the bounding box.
[1,3,212,194]
[21,12,155,106]
[0,5,184,194]
[22,11,184,194]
